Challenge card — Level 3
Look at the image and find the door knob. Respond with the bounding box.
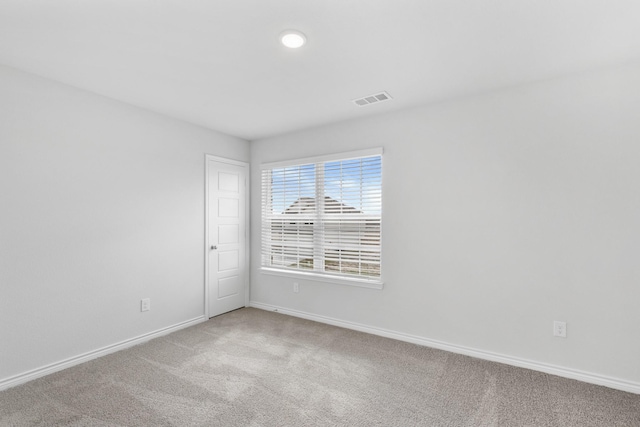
[211,245,217,250]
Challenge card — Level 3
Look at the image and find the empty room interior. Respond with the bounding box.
[1,1,640,426]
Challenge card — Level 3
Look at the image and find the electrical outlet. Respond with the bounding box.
[293,282,299,293]
[553,321,566,338]
[141,298,151,312]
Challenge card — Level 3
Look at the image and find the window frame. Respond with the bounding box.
[260,148,383,289]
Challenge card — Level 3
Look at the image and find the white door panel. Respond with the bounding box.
[218,172,239,192]
[218,250,239,271]
[207,158,247,317]
[218,276,240,299]
[218,224,239,244]
[218,198,239,217]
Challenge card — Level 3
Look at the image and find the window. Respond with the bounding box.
[261,148,382,286]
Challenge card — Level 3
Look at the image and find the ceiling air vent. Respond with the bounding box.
[352,91,393,107]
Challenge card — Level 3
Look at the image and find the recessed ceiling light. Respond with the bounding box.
[280,30,307,49]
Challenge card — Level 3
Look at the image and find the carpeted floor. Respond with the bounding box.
[1,308,639,426]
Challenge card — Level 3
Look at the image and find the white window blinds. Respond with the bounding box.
[261,149,382,282]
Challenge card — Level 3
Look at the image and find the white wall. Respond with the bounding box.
[0,65,249,383]
[250,61,640,387]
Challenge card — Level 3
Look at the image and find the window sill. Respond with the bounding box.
[260,267,384,290]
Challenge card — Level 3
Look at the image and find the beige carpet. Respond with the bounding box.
[1,308,638,426]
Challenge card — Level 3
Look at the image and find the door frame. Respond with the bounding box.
[204,155,250,319]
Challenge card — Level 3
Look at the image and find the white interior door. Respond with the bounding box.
[207,157,248,318]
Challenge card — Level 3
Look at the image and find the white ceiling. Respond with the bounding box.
[1,1,639,141]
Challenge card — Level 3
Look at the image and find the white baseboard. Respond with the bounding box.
[0,316,206,392]
[249,301,640,395]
